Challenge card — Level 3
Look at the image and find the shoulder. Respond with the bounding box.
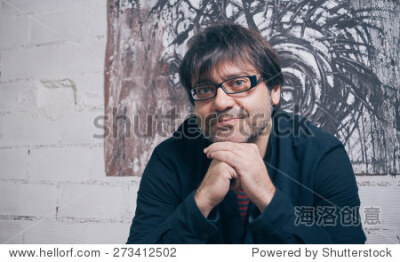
[271,110,354,191]
[271,110,346,169]
[273,110,342,152]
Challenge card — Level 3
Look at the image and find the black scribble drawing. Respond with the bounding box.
[106,0,399,176]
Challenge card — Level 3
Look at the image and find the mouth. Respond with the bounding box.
[214,116,242,128]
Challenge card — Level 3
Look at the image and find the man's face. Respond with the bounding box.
[193,60,281,143]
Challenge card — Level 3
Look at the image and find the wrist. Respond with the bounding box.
[254,185,276,213]
[194,189,213,218]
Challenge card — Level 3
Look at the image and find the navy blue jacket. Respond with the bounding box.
[127,110,366,243]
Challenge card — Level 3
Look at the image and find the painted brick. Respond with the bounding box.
[58,38,106,74]
[84,222,130,243]
[0,0,53,16]
[22,217,86,244]
[358,178,400,229]
[1,45,60,80]
[365,230,400,244]
[36,78,77,109]
[29,147,93,180]
[30,9,92,44]
[0,112,60,146]
[0,219,34,244]
[57,183,129,221]
[87,3,107,37]
[54,0,100,10]
[127,178,141,217]
[0,182,58,218]
[0,16,30,48]
[1,38,105,81]
[73,72,105,109]
[0,115,3,140]
[0,0,102,16]
[58,111,104,145]
[357,176,400,243]
[0,80,37,113]
[89,145,106,180]
[0,0,119,245]
[0,148,30,179]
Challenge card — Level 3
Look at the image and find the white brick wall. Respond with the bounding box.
[0,0,398,244]
[0,220,34,244]
[0,182,58,217]
[1,112,61,146]
[0,148,29,179]
[358,176,400,244]
[0,0,137,244]
[0,80,37,112]
[0,16,30,48]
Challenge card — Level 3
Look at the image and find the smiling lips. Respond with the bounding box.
[214,116,242,128]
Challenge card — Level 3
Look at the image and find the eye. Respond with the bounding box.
[226,77,249,90]
[198,86,212,94]
[233,80,244,86]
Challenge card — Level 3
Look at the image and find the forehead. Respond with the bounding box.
[193,59,258,84]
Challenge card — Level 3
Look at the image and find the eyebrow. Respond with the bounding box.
[193,72,256,86]
[193,78,212,86]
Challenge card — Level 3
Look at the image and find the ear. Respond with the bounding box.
[270,85,281,105]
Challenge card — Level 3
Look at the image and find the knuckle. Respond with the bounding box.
[248,143,258,152]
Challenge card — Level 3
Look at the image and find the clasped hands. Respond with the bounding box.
[194,142,276,218]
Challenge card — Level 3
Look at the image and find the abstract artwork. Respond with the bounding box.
[104,0,399,176]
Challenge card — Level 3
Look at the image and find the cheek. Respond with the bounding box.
[194,103,214,123]
[194,104,207,117]
[236,92,270,116]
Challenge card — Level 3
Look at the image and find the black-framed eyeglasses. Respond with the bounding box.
[190,75,264,101]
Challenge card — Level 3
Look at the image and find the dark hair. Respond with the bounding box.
[179,23,284,104]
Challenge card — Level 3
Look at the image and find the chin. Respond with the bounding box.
[206,124,255,143]
[211,132,249,143]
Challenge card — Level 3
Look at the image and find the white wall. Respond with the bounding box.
[0,0,398,244]
[0,0,140,244]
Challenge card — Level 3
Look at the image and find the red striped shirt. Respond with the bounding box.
[236,189,249,222]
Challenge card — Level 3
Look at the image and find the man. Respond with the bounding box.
[127,24,366,243]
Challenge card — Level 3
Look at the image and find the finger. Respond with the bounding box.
[205,144,245,161]
[207,150,239,170]
[205,141,260,158]
[204,141,242,154]
[206,148,232,159]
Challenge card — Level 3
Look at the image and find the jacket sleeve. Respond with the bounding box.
[127,149,219,244]
[248,145,366,243]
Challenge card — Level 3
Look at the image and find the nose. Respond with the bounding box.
[213,87,235,112]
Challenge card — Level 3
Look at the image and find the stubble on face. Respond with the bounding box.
[195,93,273,143]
